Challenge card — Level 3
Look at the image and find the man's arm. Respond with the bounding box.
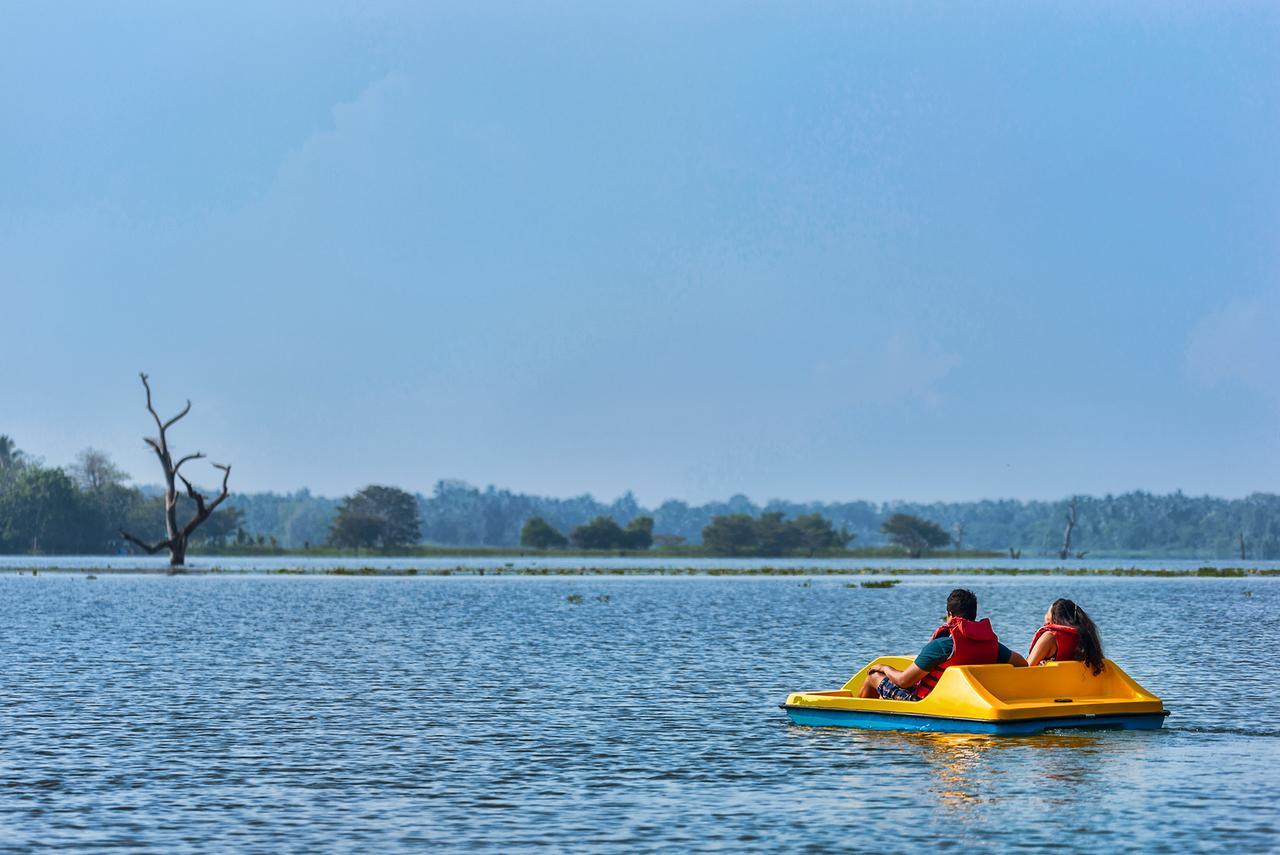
[868,662,929,689]
[996,642,1029,668]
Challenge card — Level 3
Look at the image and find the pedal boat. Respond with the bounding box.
[781,658,1168,734]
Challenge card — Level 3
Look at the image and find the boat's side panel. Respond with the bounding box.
[784,707,1166,734]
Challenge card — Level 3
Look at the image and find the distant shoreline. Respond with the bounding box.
[5,565,1275,578]
[182,545,1010,560]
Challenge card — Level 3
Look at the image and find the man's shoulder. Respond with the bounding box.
[914,635,953,669]
[919,636,953,654]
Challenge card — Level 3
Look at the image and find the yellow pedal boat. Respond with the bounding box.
[781,658,1168,734]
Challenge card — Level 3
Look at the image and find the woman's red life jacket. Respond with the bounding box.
[914,617,1000,699]
[1029,623,1080,663]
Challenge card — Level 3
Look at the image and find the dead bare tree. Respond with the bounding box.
[952,521,966,552]
[1058,496,1079,560]
[119,373,232,568]
[1239,532,1246,561]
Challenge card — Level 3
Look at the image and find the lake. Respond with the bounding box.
[1,573,1276,851]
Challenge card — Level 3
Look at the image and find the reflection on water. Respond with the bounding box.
[902,732,1116,811]
[0,574,1275,851]
[790,726,1123,815]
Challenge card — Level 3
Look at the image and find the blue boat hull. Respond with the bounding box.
[783,706,1168,735]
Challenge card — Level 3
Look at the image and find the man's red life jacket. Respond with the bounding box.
[1029,623,1080,663]
[914,617,1000,699]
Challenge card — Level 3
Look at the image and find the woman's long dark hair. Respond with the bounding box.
[1049,598,1105,674]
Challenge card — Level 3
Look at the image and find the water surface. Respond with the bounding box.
[1,574,1275,851]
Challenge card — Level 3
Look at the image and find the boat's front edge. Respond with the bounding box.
[780,704,1169,734]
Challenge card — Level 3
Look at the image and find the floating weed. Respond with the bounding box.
[800,579,812,588]
[860,580,901,589]
[594,594,610,603]
[567,594,585,604]
[1198,567,1247,577]
[85,575,97,581]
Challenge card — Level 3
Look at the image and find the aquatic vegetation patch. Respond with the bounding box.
[858,579,901,588]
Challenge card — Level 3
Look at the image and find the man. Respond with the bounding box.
[858,588,1027,701]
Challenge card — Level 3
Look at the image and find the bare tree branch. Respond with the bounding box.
[162,400,192,432]
[178,473,207,515]
[1058,496,1079,560]
[212,462,230,493]
[173,452,205,476]
[139,373,166,440]
[206,463,231,512]
[139,373,191,450]
[120,529,172,555]
[179,464,232,539]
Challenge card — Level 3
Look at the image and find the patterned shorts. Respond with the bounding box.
[876,676,921,702]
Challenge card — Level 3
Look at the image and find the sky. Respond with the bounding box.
[2,2,1279,505]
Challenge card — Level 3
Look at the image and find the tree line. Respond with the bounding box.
[517,510,853,556]
[0,438,243,555]
[520,515,655,550]
[5,433,1280,557]
[405,481,1280,558]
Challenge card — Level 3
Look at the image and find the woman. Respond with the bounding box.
[1027,598,1105,674]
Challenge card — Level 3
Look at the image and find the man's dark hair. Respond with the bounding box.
[947,588,978,621]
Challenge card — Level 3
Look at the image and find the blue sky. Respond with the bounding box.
[2,2,1278,504]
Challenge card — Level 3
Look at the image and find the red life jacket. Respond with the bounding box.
[915,617,1000,699]
[1030,623,1080,663]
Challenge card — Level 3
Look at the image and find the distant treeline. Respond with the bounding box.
[0,440,247,555]
[3,435,1280,557]
[229,480,1280,558]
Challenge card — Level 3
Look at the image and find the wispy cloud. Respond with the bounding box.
[816,330,961,408]
[1186,287,1280,402]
